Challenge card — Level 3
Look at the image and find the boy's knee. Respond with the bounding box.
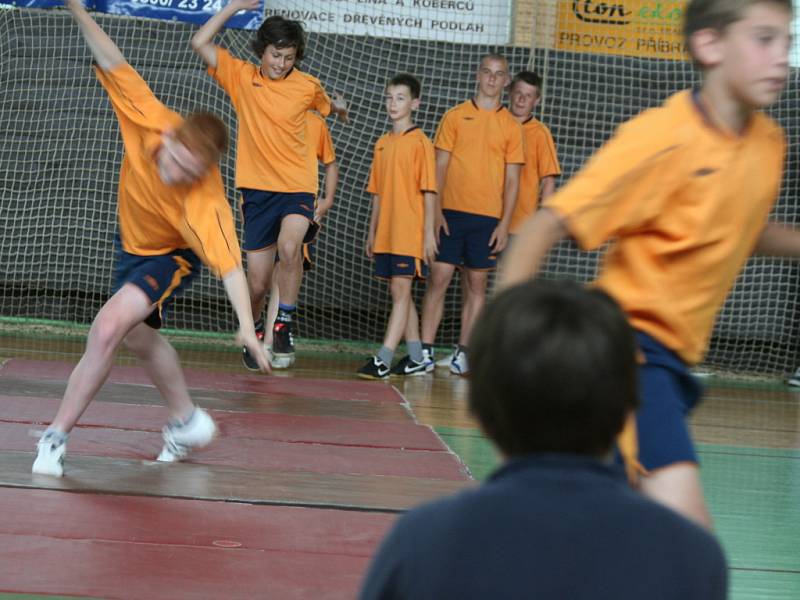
[278,240,301,264]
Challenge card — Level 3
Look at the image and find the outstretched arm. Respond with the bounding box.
[223,269,271,372]
[66,0,125,71]
[191,0,260,68]
[497,208,568,290]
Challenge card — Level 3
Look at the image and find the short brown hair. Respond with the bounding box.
[684,0,793,43]
[173,112,228,166]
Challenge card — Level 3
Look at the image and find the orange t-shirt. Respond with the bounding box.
[306,111,336,196]
[209,48,331,193]
[95,64,241,277]
[434,100,524,219]
[510,116,561,233]
[546,90,785,364]
[367,126,437,259]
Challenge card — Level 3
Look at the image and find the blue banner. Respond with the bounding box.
[100,0,263,29]
[2,0,264,30]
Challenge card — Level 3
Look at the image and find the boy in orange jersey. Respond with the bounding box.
[415,54,524,376]
[192,3,348,370]
[264,110,339,368]
[500,0,799,528]
[357,74,438,380]
[507,71,560,234]
[32,0,269,477]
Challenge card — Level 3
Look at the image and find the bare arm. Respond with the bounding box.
[488,163,521,254]
[223,269,270,372]
[423,191,438,265]
[365,195,380,258]
[434,149,451,240]
[753,223,800,257]
[540,175,557,203]
[66,0,125,71]
[315,161,339,222]
[497,208,569,290]
[191,0,259,68]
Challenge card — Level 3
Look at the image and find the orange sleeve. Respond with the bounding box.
[180,172,242,277]
[94,63,174,132]
[318,119,336,164]
[312,80,332,118]
[207,47,245,105]
[416,136,437,193]
[505,119,525,164]
[434,110,458,152]
[366,140,380,194]
[545,111,685,251]
[537,127,561,178]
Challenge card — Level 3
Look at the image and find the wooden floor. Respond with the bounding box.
[1,331,799,599]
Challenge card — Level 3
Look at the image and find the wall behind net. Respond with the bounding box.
[0,4,797,375]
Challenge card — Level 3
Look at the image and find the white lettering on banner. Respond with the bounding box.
[265,0,510,44]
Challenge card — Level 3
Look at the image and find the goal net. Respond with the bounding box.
[0,1,797,374]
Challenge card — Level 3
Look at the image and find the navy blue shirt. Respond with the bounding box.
[360,454,727,599]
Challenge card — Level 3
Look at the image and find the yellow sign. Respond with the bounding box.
[556,1,688,60]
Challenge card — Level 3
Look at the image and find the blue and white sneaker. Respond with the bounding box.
[32,430,67,477]
[157,408,217,462]
[449,349,469,376]
[436,346,457,368]
[422,347,435,373]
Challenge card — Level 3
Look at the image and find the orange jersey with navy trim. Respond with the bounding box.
[367,127,437,259]
[510,117,560,233]
[545,90,785,364]
[306,111,336,196]
[95,63,241,278]
[434,100,524,218]
[209,48,332,193]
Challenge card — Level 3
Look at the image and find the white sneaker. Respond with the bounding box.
[32,432,67,477]
[436,346,457,368]
[789,367,800,388]
[449,349,469,376]
[421,348,435,373]
[157,408,217,462]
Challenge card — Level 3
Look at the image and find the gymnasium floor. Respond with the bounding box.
[0,329,798,599]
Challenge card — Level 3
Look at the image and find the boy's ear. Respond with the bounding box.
[411,97,421,111]
[689,27,725,67]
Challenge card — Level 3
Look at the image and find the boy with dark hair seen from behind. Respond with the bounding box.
[501,0,799,528]
[358,73,437,379]
[192,4,348,370]
[360,280,727,599]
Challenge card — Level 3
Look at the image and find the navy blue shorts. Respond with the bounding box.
[112,237,201,329]
[240,189,315,252]
[374,253,428,280]
[632,331,703,470]
[436,209,499,270]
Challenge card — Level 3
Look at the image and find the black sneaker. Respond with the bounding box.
[390,355,429,377]
[357,356,390,380]
[272,318,295,364]
[242,320,266,371]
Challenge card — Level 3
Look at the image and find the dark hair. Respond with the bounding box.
[469,280,639,458]
[511,71,543,94]
[251,16,306,61]
[174,111,228,165]
[684,0,793,61]
[387,73,422,99]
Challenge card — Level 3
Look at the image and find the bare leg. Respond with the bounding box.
[404,297,421,343]
[264,264,281,346]
[276,215,310,305]
[50,284,154,432]
[420,262,457,344]
[640,463,713,529]
[245,247,277,322]
[458,268,488,346]
[122,322,194,422]
[382,277,413,351]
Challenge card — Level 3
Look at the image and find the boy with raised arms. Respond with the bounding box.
[500,0,799,528]
[192,3,348,369]
[33,0,268,477]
